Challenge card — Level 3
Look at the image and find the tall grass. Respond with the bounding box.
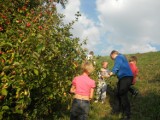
[58,51,160,120]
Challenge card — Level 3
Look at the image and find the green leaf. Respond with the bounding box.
[15,109,23,114]
[0,42,12,47]
[1,89,8,96]
[13,62,20,66]
[34,69,39,76]
[36,44,45,53]
[0,112,3,120]
[2,106,9,110]
[37,34,43,38]
[31,33,36,37]
[33,52,40,59]
[3,66,10,71]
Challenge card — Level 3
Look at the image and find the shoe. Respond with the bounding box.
[133,91,138,97]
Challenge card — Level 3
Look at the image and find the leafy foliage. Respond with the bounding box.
[0,0,86,119]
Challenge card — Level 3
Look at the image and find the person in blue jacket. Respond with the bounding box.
[109,50,133,120]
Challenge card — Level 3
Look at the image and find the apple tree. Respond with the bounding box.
[0,0,86,119]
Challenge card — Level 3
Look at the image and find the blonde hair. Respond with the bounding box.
[81,61,94,74]
[101,61,108,65]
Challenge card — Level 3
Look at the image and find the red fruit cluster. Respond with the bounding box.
[2,15,7,19]
[0,51,2,54]
[0,26,3,31]
[26,22,31,27]
[38,26,43,30]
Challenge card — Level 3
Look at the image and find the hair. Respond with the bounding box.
[129,56,137,62]
[101,61,108,65]
[110,50,119,58]
[81,61,94,74]
[89,51,94,55]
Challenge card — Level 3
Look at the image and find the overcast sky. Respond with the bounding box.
[57,0,160,56]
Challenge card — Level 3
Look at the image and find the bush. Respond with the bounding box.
[0,0,86,119]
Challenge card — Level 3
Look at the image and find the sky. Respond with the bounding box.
[57,0,160,56]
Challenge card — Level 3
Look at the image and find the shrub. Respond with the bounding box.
[0,0,86,119]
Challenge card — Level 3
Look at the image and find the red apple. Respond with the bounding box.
[38,26,42,30]
[2,15,7,19]
[0,27,3,31]
[26,22,31,27]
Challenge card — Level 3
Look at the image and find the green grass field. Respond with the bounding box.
[60,51,160,120]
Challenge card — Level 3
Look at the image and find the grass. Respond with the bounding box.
[58,51,160,120]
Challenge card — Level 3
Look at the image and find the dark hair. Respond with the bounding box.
[129,56,137,62]
[110,50,119,56]
[89,51,94,55]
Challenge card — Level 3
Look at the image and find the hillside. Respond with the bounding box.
[62,51,160,120]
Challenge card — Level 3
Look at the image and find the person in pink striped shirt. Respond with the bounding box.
[70,61,95,120]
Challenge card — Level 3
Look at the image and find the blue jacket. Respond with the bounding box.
[112,54,133,79]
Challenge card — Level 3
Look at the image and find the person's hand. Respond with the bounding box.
[105,75,110,78]
[107,75,111,78]
[109,72,113,77]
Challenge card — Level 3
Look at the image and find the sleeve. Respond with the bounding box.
[91,80,96,88]
[135,66,139,76]
[72,77,77,86]
[112,56,122,74]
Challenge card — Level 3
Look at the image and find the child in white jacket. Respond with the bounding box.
[95,61,110,103]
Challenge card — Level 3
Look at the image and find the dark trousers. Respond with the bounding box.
[117,76,133,117]
[70,98,90,120]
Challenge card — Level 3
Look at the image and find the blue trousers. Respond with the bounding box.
[70,98,90,120]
